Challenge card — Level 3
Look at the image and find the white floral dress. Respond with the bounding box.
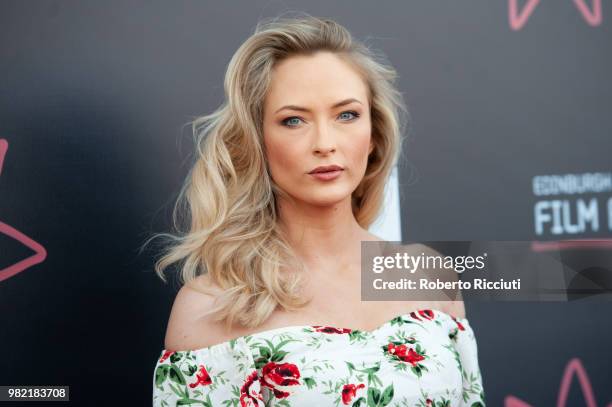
[153,309,485,406]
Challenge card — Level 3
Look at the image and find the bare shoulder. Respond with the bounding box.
[405,243,467,319]
[439,299,466,320]
[163,274,228,351]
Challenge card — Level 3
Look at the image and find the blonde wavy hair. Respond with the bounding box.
[144,13,410,331]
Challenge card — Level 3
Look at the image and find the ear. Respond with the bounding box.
[368,139,374,155]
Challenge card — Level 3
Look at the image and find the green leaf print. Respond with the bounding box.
[364,385,395,407]
[271,350,289,361]
[274,339,296,350]
[348,330,370,342]
[461,371,483,403]
[176,398,207,405]
[367,387,381,406]
[388,315,427,332]
[352,396,366,407]
[386,332,417,345]
[345,361,382,387]
[303,376,317,389]
[170,352,183,364]
[169,364,187,385]
[410,364,429,378]
[155,365,170,387]
[258,346,271,359]
[168,382,187,398]
[254,337,298,368]
[380,384,394,406]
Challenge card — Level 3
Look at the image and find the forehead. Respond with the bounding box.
[264,51,369,110]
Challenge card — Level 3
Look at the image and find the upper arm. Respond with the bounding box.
[443,299,466,319]
[163,277,224,351]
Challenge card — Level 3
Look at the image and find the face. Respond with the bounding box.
[262,51,374,207]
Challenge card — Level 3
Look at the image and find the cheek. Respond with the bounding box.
[264,135,300,175]
[347,124,372,166]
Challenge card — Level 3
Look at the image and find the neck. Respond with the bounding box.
[276,195,373,274]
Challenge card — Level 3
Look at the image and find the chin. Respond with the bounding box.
[299,190,352,206]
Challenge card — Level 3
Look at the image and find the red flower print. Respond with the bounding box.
[260,361,301,399]
[410,309,435,321]
[341,383,365,405]
[452,316,465,331]
[404,348,425,366]
[419,309,434,320]
[159,350,175,362]
[189,364,212,388]
[387,343,425,366]
[240,370,264,407]
[312,325,352,334]
[426,398,433,405]
[387,342,405,355]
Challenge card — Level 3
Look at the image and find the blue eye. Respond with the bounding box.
[283,117,303,127]
[339,111,360,121]
[281,111,360,128]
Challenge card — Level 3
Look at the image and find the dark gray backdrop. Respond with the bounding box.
[1,1,610,405]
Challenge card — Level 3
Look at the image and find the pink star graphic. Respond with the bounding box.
[0,138,47,283]
[505,358,612,407]
[509,0,602,30]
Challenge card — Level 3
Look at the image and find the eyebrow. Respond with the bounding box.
[273,98,362,114]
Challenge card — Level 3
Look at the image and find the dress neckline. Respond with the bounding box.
[160,308,469,355]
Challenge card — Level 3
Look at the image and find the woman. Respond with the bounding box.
[151,14,485,406]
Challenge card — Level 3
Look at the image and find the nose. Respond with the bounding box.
[311,122,336,155]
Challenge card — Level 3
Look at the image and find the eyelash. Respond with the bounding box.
[280,110,361,128]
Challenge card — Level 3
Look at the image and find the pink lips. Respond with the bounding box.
[309,164,343,174]
[308,164,344,181]
[309,168,343,181]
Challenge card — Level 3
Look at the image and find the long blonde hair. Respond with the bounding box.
[144,13,410,331]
